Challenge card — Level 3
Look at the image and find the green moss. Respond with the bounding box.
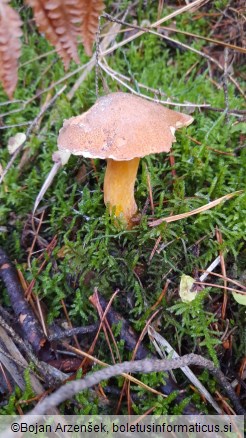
[0,0,245,414]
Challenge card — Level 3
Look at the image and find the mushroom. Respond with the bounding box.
[33,92,193,226]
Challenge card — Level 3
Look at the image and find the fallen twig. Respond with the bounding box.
[99,59,245,116]
[194,281,246,295]
[0,314,66,386]
[199,256,221,281]
[0,248,52,360]
[215,228,228,319]
[22,354,246,417]
[158,25,246,54]
[0,85,66,184]
[148,325,223,413]
[91,292,199,414]
[99,58,210,109]
[0,323,64,420]
[149,191,243,226]
[48,324,99,342]
[102,0,210,60]
[62,341,166,398]
[199,270,246,290]
[101,9,245,98]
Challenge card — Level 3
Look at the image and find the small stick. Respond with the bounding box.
[222,48,230,124]
[117,308,160,414]
[236,358,246,396]
[0,248,51,360]
[101,12,245,98]
[48,324,99,342]
[150,280,170,311]
[62,341,164,398]
[99,59,211,109]
[194,281,246,295]
[145,165,154,215]
[215,228,228,319]
[27,210,45,270]
[95,16,101,98]
[0,85,66,184]
[0,361,13,393]
[32,161,62,214]
[0,315,54,383]
[97,58,245,116]
[17,354,246,419]
[61,299,81,351]
[91,292,199,414]
[169,152,177,180]
[149,235,162,262]
[89,289,120,365]
[0,121,32,130]
[199,256,221,282]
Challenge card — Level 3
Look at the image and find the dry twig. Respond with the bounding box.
[149,191,243,226]
[13,354,246,421]
[0,85,66,184]
[0,248,50,359]
[90,292,200,414]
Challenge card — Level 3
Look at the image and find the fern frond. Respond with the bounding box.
[80,0,105,56]
[0,0,22,98]
[26,0,82,68]
[26,0,105,67]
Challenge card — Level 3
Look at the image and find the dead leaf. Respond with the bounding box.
[26,0,105,67]
[232,291,246,306]
[179,274,197,302]
[7,133,26,155]
[0,1,22,98]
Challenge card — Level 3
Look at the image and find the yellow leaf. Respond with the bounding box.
[179,274,197,302]
[232,292,246,306]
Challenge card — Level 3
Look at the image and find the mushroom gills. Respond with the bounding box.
[104,157,140,225]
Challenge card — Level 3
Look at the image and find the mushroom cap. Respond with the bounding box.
[58,92,193,161]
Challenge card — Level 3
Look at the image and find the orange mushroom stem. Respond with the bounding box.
[104,157,140,225]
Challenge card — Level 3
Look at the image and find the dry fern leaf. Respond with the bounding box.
[26,0,82,69]
[0,0,22,98]
[80,0,105,56]
[26,0,105,68]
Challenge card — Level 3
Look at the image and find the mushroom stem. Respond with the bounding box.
[104,158,140,225]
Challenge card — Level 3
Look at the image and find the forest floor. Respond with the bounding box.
[0,0,245,418]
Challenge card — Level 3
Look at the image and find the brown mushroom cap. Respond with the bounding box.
[58,92,193,161]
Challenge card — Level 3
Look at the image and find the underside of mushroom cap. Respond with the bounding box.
[57,92,193,161]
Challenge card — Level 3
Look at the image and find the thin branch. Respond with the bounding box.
[0,61,93,118]
[0,248,49,356]
[199,256,221,282]
[222,48,230,124]
[101,13,245,99]
[48,324,99,342]
[0,85,66,184]
[0,122,32,130]
[62,341,165,399]
[23,354,245,417]
[99,60,210,108]
[199,270,246,290]
[149,191,243,226]
[90,292,198,414]
[102,0,210,59]
[194,281,246,295]
[158,25,246,53]
[99,60,245,116]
